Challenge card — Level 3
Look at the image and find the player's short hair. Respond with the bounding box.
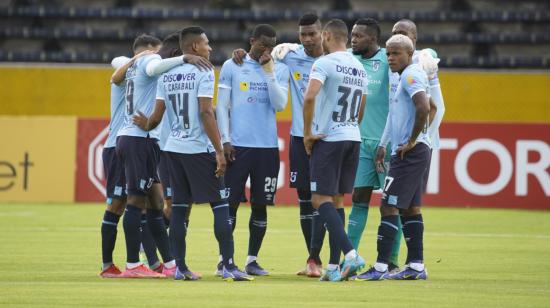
[354,18,380,40]
[395,19,417,35]
[162,31,181,50]
[132,34,161,52]
[179,26,205,47]
[299,13,320,26]
[323,19,348,42]
[252,24,277,39]
[386,34,414,52]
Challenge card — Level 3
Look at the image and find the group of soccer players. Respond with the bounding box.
[99,12,444,282]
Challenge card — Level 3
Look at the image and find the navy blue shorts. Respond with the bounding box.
[102,147,126,201]
[381,143,431,209]
[158,151,172,199]
[116,135,161,196]
[309,140,360,196]
[225,146,280,205]
[165,151,226,205]
[289,136,310,190]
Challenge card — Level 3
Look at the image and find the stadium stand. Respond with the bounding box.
[1,0,549,68]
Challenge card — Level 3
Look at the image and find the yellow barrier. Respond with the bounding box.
[1,66,548,122]
[0,116,77,202]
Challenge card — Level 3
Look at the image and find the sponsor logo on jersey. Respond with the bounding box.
[407,75,416,85]
[239,81,249,91]
[293,71,301,81]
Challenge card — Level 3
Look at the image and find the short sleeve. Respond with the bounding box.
[198,70,215,98]
[309,58,329,84]
[155,79,165,101]
[402,69,428,98]
[275,62,290,91]
[218,61,233,89]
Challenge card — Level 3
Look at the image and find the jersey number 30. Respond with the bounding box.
[333,86,362,123]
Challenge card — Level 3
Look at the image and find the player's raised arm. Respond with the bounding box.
[428,96,437,125]
[260,53,289,112]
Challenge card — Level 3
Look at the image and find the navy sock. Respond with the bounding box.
[336,208,345,225]
[146,208,173,263]
[101,210,120,264]
[248,204,267,257]
[376,215,400,264]
[140,214,159,266]
[229,204,238,232]
[169,205,188,270]
[211,201,235,269]
[309,210,326,263]
[318,202,354,262]
[299,199,314,253]
[402,214,424,264]
[122,205,142,263]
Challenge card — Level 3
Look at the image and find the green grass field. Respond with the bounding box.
[0,203,549,307]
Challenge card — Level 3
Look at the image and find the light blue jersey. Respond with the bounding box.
[281,46,318,137]
[309,51,368,142]
[218,54,289,148]
[117,53,162,139]
[387,63,431,155]
[158,112,171,151]
[104,82,126,148]
[156,64,216,154]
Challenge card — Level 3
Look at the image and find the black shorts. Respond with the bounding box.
[225,146,280,205]
[381,143,431,209]
[309,140,360,196]
[165,151,226,205]
[102,147,126,202]
[289,136,310,190]
[158,151,172,200]
[116,135,161,196]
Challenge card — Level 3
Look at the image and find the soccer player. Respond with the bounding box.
[389,19,445,188]
[281,13,327,278]
[357,34,431,281]
[302,19,367,282]
[232,13,327,278]
[99,35,161,278]
[345,18,402,272]
[133,26,253,281]
[216,24,289,276]
[115,32,212,278]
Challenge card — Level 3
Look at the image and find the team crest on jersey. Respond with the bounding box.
[293,71,302,81]
[406,75,416,85]
[372,60,380,72]
[239,81,249,91]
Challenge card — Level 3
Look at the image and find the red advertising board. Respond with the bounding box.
[75,119,550,209]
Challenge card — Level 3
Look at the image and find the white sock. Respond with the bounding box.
[327,264,339,271]
[344,249,358,261]
[246,256,257,265]
[102,262,113,271]
[164,260,176,269]
[126,262,142,269]
[409,262,425,271]
[218,255,223,263]
[374,262,388,272]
